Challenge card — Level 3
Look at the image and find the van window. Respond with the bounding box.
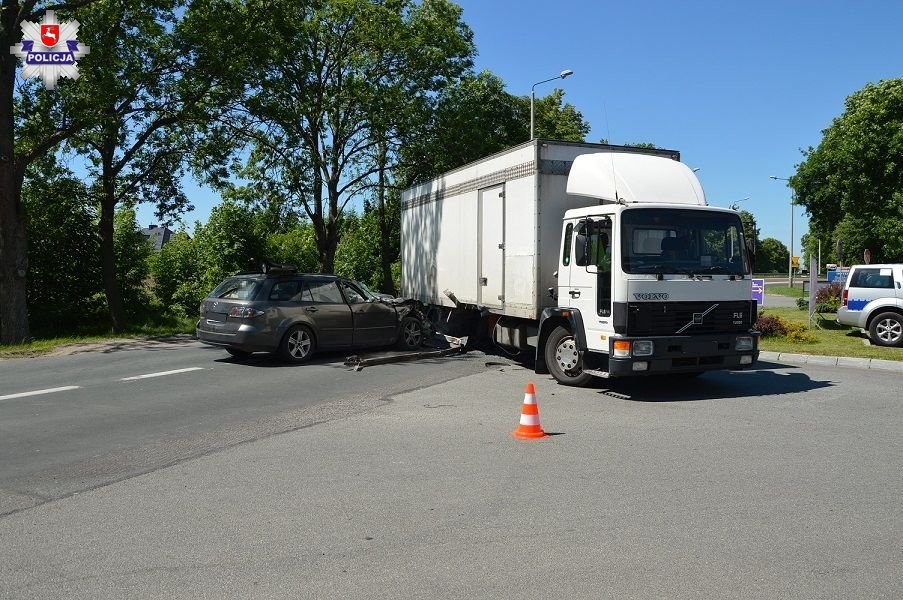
[850,268,894,289]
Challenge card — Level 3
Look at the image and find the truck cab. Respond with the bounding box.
[538,153,760,385]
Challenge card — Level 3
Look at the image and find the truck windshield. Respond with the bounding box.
[621,208,748,276]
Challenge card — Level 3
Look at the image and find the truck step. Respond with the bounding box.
[582,368,610,378]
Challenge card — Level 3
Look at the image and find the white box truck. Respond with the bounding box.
[401,140,760,386]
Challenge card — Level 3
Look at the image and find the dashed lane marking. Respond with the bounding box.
[0,385,82,401]
[120,367,205,381]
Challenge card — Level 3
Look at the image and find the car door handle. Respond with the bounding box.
[305,306,318,312]
[569,290,581,298]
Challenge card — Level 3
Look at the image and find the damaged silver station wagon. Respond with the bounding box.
[196,264,427,362]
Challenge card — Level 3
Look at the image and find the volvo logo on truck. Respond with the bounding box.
[633,293,669,301]
[676,304,719,333]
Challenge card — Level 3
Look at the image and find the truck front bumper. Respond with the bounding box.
[604,332,760,377]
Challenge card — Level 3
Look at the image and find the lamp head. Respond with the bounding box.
[560,69,574,79]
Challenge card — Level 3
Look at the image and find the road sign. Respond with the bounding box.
[791,256,799,269]
[752,278,765,305]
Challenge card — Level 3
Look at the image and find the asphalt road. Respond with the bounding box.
[0,340,488,516]
[1,344,900,598]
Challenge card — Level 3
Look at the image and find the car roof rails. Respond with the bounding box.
[260,260,298,275]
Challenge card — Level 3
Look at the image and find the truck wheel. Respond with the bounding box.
[279,325,316,363]
[869,312,903,347]
[545,326,594,387]
[397,316,424,350]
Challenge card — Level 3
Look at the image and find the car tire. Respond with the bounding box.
[869,312,903,347]
[397,316,424,350]
[545,326,594,387]
[279,325,316,363]
[226,348,253,360]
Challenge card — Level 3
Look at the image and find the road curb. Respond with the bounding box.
[759,351,903,372]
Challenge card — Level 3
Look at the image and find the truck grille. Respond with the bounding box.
[626,301,753,336]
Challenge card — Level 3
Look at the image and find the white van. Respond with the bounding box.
[836,264,903,347]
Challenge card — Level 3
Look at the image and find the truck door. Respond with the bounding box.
[568,218,613,352]
[479,185,505,308]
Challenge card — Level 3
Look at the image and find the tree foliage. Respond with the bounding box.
[794,78,903,264]
[756,237,789,274]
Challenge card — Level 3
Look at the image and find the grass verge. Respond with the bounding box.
[0,317,197,358]
[759,307,903,361]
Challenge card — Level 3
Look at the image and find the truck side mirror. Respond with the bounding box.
[745,240,756,274]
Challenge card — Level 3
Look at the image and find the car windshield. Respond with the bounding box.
[356,282,382,299]
[210,278,260,300]
[621,208,748,276]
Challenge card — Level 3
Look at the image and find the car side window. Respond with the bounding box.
[304,280,345,304]
[341,282,366,304]
[851,268,894,289]
[269,280,300,301]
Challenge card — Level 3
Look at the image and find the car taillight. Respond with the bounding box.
[229,307,264,319]
[842,289,848,307]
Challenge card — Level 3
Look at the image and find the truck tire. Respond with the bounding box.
[869,312,903,347]
[545,326,594,387]
[279,325,316,363]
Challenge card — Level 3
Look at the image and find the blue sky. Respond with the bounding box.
[139,0,903,260]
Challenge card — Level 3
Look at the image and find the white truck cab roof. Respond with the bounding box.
[566,152,707,206]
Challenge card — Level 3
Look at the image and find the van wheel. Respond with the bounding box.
[869,312,903,347]
[279,325,316,363]
[545,326,594,387]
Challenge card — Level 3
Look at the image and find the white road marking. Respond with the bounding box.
[120,367,204,381]
[0,385,81,401]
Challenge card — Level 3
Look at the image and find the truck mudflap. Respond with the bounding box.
[605,332,760,377]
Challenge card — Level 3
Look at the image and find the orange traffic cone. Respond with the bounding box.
[512,382,549,439]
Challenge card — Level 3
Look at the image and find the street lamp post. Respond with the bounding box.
[770,176,795,287]
[530,69,573,140]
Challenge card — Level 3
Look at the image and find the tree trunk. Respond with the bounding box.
[99,146,126,332]
[0,1,31,344]
[376,146,393,294]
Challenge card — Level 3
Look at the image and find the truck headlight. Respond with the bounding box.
[632,340,654,357]
[735,336,754,351]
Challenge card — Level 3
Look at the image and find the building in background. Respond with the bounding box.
[141,224,176,251]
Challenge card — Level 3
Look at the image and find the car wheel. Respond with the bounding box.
[226,348,253,360]
[279,325,316,363]
[545,326,594,387]
[869,312,903,347]
[397,316,424,350]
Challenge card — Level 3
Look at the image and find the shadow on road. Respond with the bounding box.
[594,367,833,402]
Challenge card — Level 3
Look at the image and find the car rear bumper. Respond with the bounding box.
[836,307,866,328]
[196,322,278,353]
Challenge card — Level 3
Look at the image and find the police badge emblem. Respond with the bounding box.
[10,11,90,90]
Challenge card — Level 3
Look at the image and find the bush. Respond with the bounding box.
[756,313,787,337]
[815,283,843,313]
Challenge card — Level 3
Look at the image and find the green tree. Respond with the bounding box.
[794,78,903,264]
[23,157,102,331]
[1,0,103,343]
[526,88,590,142]
[61,0,248,332]
[757,237,789,274]
[113,208,152,317]
[229,0,474,276]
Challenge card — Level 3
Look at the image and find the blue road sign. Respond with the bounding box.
[752,278,765,305]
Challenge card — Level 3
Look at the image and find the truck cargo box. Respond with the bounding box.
[400,140,680,319]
